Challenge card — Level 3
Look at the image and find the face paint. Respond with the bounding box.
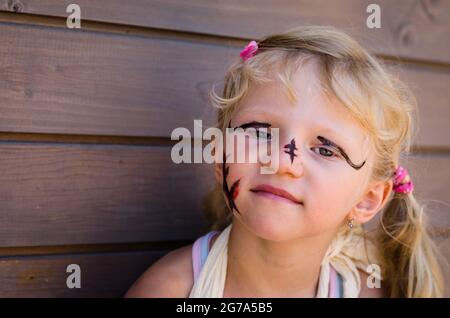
[283,138,298,164]
[317,136,366,170]
[222,121,241,214]
[222,152,242,214]
[231,179,240,200]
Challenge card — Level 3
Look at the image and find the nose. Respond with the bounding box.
[276,137,304,178]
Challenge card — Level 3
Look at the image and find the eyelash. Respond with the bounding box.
[311,146,339,158]
[243,127,272,140]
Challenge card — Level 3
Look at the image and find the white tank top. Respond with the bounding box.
[189,223,381,298]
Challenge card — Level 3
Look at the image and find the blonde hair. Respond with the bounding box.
[203,25,444,297]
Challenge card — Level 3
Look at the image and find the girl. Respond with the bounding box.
[125,26,444,298]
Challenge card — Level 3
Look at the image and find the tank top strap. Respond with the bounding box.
[328,265,344,298]
[192,230,220,282]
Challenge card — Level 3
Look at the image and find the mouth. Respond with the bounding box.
[250,184,303,205]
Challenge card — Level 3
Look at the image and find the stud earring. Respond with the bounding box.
[347,217,355,229]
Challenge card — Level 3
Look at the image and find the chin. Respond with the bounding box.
[239,213,301,242]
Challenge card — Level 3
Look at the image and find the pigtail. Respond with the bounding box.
[378,192,444,297]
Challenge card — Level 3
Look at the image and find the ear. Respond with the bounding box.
[351,179,393,224]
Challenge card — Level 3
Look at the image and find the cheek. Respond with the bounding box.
[307,171,362,225]
[226,163,246,181]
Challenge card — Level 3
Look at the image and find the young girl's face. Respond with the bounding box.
[217,60,374,242]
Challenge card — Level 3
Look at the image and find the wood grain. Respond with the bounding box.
[0,22,227,137]
[1,0,449,64]
[0,22,449,147]
[0,142,215,247]
[0,250,168,297]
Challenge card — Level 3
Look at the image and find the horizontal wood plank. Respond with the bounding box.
[0,142,215,247]
[0,239,448,297]
[0,250,168,297]
[0,21,226,138]
[365,153,450,234]
[0,22,449,147]
[387,62,450,149]
[0,0,449,64]
[404,153,450,231]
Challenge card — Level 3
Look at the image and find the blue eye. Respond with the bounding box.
[255,129,272,140]
[246,128,271,140]
[312,147,337,158]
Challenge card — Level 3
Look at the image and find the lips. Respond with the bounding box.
[250,184,303,205]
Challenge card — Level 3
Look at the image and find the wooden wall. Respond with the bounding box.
[0,0,448,297]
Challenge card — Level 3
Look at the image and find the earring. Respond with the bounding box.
[347,217,355,229]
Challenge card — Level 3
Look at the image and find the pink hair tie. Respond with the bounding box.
[392,166,414,194]
[240,40,258,61]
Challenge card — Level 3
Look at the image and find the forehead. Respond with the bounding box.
[234,60,371,154]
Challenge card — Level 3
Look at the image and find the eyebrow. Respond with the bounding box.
[310,121,357,151]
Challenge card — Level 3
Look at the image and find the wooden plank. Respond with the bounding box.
[391,63,450,148]
[0,0,449,64]
[365,152,450,233]
[0,23,449,148]
[404,153,450,231]
[0,250,167,297]
[297,56,450,149]
[0,21,228,138]
[0,142,448,247]
[0,240,448,297]
[0,142,215,247]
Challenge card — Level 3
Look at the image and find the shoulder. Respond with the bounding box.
[124,244,194,298]
[358,269,386,298]
[124,233,220,298]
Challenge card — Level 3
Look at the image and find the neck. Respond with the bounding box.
[225,219,337,297]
